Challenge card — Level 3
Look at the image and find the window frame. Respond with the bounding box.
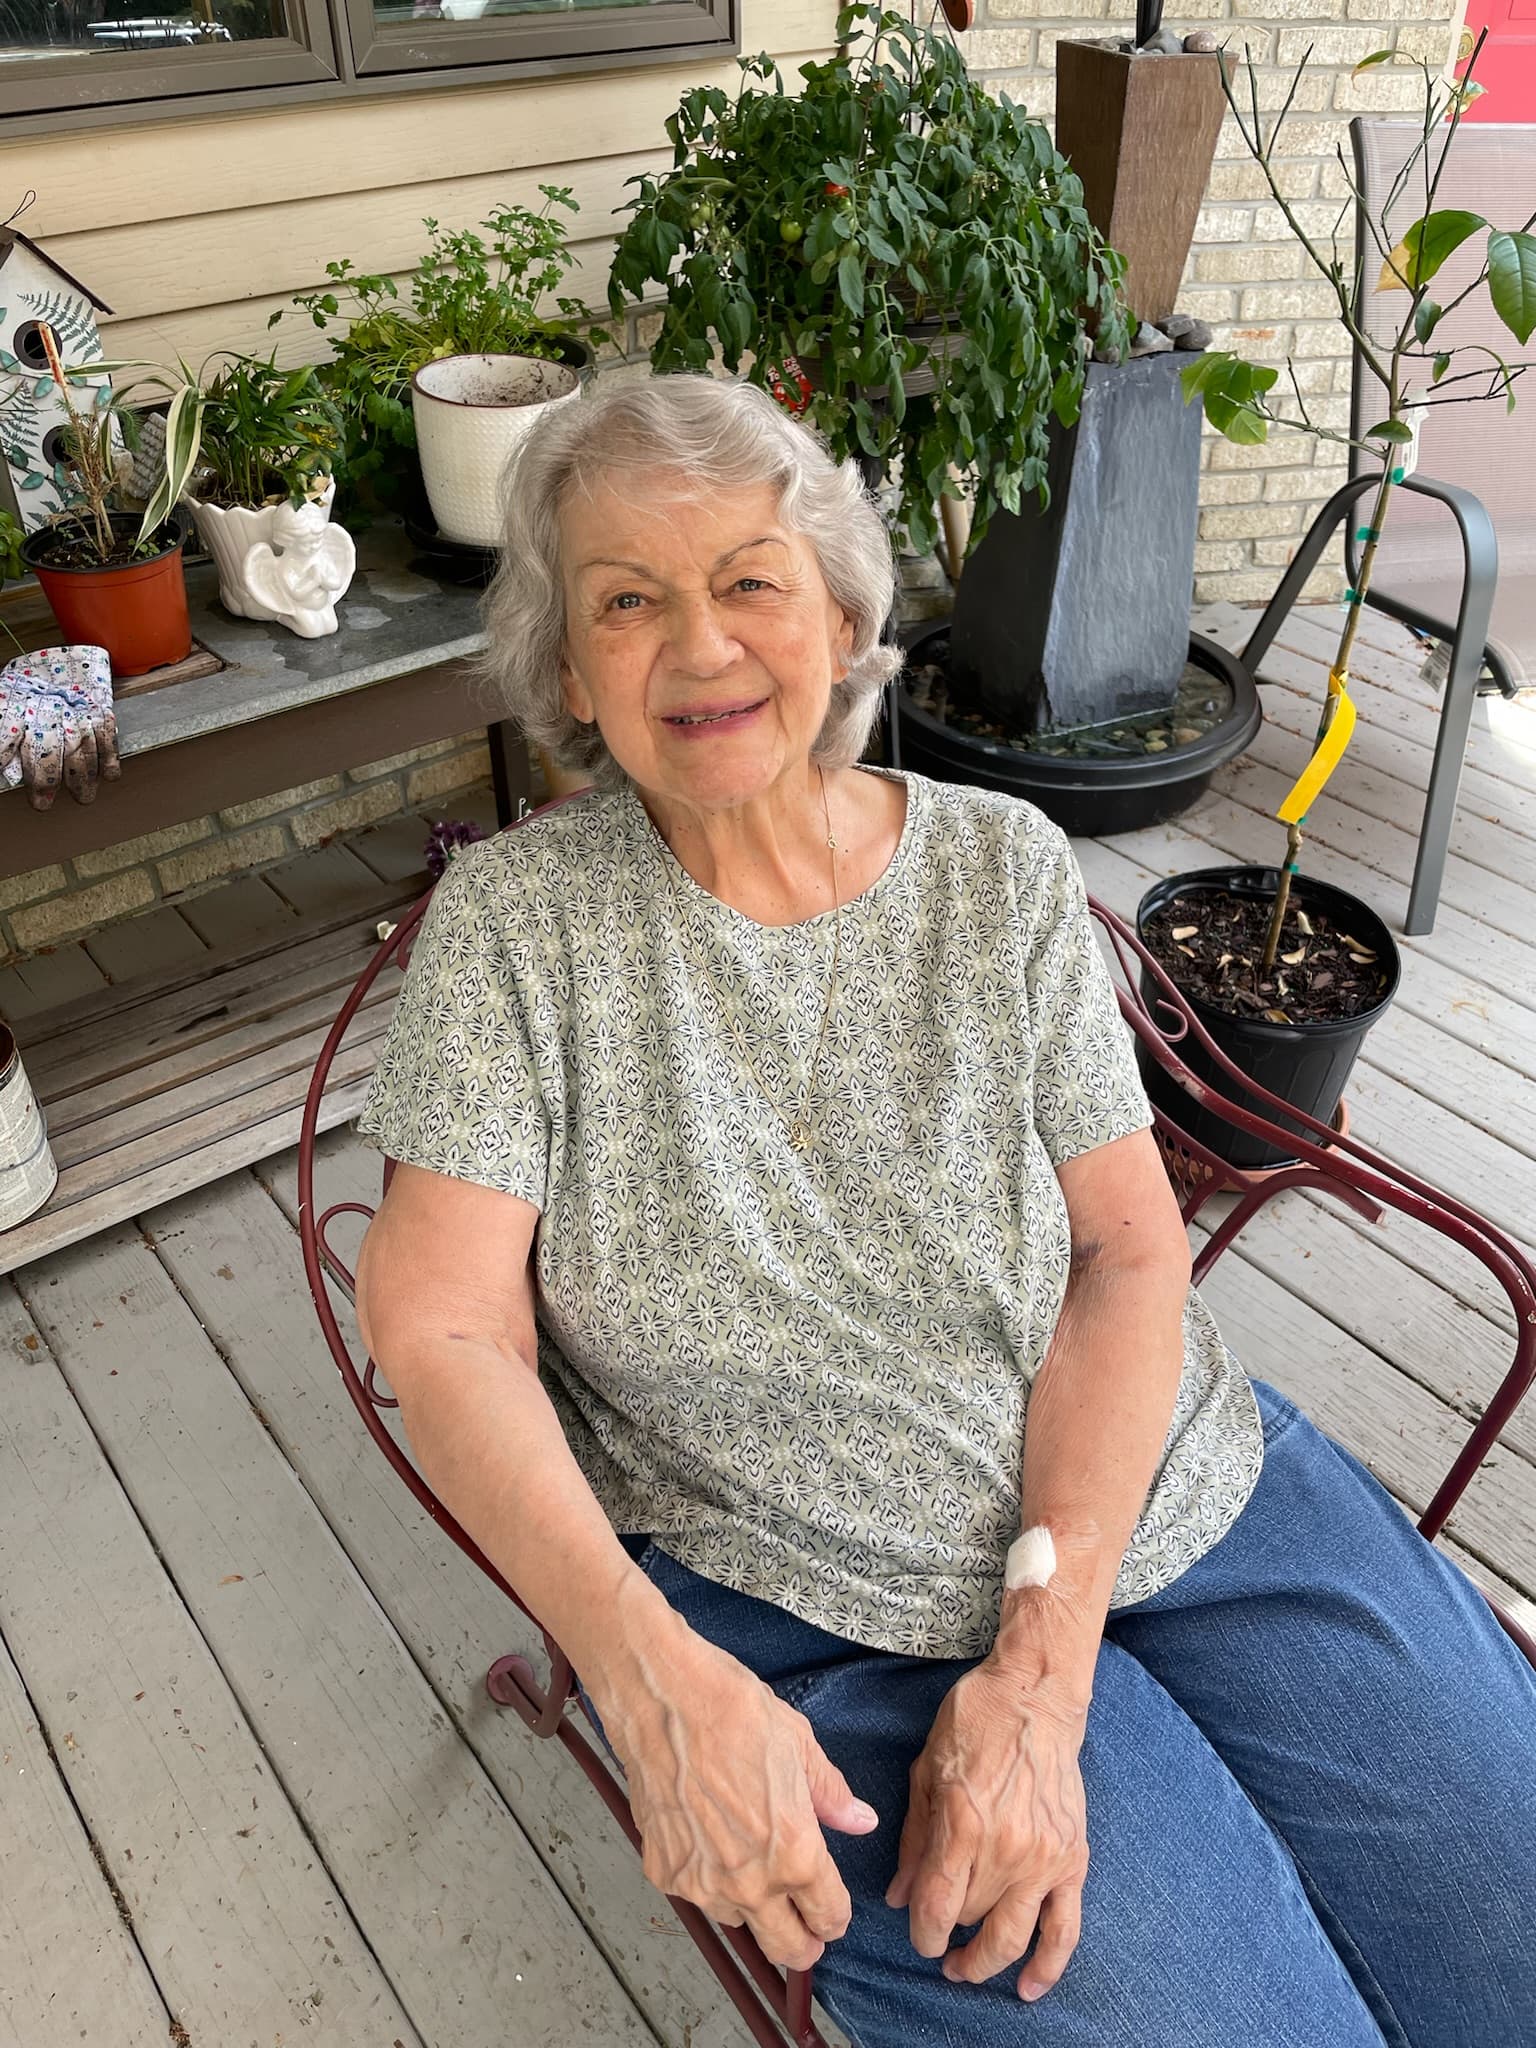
[0,0,734,130]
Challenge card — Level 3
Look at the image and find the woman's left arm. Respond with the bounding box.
[887,1125,1191,2000]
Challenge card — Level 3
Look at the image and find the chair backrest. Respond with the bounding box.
[1350,119,1536,583]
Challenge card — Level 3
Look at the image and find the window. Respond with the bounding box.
[0,0,731,124]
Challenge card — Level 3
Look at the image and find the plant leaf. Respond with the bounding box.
[1413,297,1443,345]
[1376,210,1486,292]
[1432,351,1451,382]
[1365,417,1414,442]
[1352,49,1393,73]
[1487,228,1536,346]
[836,249,864,319]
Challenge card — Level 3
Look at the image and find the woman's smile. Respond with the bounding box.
[661,696,770,735]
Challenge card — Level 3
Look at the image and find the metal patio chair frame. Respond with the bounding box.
[1238,115,1521,941]
[298,801,1536,2048]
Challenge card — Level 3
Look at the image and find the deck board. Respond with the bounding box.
[0,600,1531,2045]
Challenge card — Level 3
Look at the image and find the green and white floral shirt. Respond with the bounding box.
[356,770,1263,1658]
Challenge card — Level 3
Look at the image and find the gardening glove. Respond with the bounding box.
[0,647,120,810]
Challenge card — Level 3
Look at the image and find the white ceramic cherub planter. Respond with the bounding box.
[189,478,357,638]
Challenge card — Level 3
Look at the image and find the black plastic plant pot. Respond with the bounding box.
[897,629,1260,837]
[1135,866,1402,1170]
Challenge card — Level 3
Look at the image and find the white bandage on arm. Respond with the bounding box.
[1004,1524,1058,1592]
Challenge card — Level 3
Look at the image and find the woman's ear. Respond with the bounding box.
[561,654,596,726]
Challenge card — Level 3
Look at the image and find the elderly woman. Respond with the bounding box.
[355,376,1535,2047]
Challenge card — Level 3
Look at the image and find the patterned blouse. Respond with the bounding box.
[356,769,1263,1659]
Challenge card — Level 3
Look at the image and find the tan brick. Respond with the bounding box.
[1233,0,1344,16]
[978,75,1055,117]
[634,309,667,352]
[1195,569,1287,603]
[288,782,405,850]
[1348,0,1448,15]
[1207,159,1318,202]
[1276,23,1404,63]
[0,862,66,914]
[962,27,1034,67]
[347,741,455,784]
[1199,470,1267,504]
[1240,281,1344,320]
[1193,205,1256,245]
[1262,459,1350,502]
[1209,323,1292,354]
[990,0,1105,15]
[1300,392,1351,429]
[1289,321,1350,359]
[219,777,343,828]
[1251,200,1355,243]
[1209,430,1319,469]
[158,825,288,896]
[1173,287,1239,323]
[1253,120,1350,157]
[1222,67,1332,111]
[1394,23,1455,63]
[1195,245,1306,282]
[1195,540,1250,573]
[1202,502,1306,540]
[12,868,155,949]
[406,745,495,807]
[1252,537,1304,567]
[1333,66,1435,110]
[72,817,214,879]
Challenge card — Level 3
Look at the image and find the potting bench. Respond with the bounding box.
[0,523,525,1274]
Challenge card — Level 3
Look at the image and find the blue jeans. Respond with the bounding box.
[601,1381,1536,2046]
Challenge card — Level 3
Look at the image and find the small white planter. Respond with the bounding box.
[188,478,356,639]
[412,353,581,549]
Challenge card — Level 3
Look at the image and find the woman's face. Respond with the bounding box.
[558,473,854,813]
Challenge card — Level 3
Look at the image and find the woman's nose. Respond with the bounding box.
[667,595,740,676]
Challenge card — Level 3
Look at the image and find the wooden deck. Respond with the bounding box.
[3,603,1535,2048]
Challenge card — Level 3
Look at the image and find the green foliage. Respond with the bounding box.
[606,5,1128,555]
[1487,230,1536,349]
[0,507,25,584]
[272,190,598,513]
[1378,209,1486,291]
[1179,352,1277,445]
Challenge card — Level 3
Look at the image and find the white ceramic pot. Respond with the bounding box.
[411,353,581,548]
[189,477,356,639]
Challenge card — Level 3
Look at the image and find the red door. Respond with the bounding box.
[1460,0,1536,121]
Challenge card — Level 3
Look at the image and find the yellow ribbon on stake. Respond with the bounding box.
[1276,668,1357,825]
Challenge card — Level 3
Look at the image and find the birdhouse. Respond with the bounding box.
[0,224,115,533]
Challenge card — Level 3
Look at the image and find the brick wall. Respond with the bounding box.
[965,0,1463,603]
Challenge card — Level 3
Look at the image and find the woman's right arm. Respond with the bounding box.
[356,1159,877,1967]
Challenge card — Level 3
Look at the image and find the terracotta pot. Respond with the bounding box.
[22,512,192,678]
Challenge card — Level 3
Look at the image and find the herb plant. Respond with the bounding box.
[608,3,1127,555]
[273,189,597,510]
[1185,35,1534,969]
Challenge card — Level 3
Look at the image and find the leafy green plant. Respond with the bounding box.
[19,356,160,567]
[1184,34,1534,968]
[272,189,598,510]
[608,3,1128,555]
[91,352,344,529]
[0,507,24,584]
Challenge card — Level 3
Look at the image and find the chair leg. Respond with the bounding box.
[1240,476,1378,676]
[1404,544,1499,940]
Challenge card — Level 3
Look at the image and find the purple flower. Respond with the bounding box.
[424,818,485,881]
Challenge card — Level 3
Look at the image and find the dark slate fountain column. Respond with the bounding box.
[947,351,1203,733]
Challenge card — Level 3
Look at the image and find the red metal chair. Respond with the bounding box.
[298,799,1536,2048]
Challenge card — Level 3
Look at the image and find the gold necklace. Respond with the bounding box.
[659,767,842,1154]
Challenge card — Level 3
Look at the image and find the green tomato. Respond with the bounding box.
[779,219,804,244]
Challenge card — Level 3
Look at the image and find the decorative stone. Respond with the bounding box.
[1129,320,1176,356]
[1161,313,1214,351]
[1138,26,1184,53]
[1184,29,1220,50]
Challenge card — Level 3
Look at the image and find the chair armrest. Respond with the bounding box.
[1346,470,1500,596]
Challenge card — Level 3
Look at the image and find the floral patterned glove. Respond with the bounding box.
[0,646,120,811]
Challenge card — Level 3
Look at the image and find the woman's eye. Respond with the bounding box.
[607,592,646,611]
[732,577,770,594]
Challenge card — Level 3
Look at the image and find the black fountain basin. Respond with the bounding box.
[895,626,1261,837]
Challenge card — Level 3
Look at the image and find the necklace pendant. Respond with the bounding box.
[788,1119,812,1153]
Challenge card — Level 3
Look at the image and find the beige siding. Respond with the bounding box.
[4,0,835,367]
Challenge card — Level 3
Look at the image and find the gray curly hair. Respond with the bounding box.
[476,374,902,790]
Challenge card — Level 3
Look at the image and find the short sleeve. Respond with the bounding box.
[354,850,551,1206]
[1020,817,1152,1168]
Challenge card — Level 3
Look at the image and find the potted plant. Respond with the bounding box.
[111,351,355,637]
[1142,36,1534,1164]
[275,189,599,546]
[14,326,192,678]
[607,2,1128,560]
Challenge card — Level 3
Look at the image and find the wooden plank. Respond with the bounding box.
[348,811,436,885]
[183,1134,775,2048]
[0,945,108,1023]
[0,1072,370,1278]
[261,842,403,922]
[1200,1252,1536,1599]
[5,0,834,236]
[0,1636,170,2048]
[0,1283,422,2044]
[82,906,207,987]
[19,1227,658,2048]
[177,875,300,950]
[20,904,411,1090]
[43,971,401,1144]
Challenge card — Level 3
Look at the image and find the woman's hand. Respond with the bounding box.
[595,1617,880,1972]
[885,1658,1089,2001]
